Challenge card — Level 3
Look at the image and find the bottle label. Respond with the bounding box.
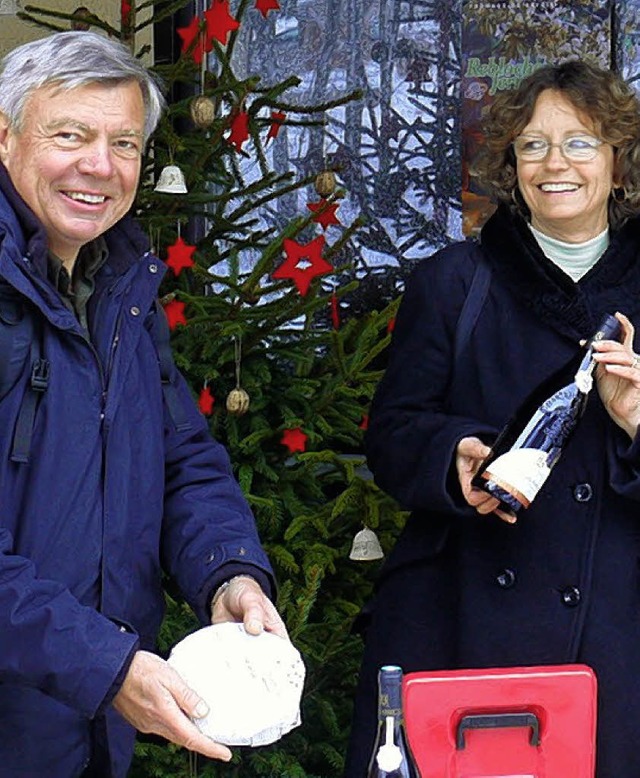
[483,447,551,505]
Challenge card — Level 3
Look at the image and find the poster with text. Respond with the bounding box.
[462,0,611,236]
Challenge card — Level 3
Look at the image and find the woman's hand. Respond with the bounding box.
[592,312,640,440]
[456,436,516,524]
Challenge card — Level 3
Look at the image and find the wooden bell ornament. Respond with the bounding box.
[314,170,337,197]
[226,335,250,416]
[190,95,216,129]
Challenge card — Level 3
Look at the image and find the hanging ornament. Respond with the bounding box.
[255,0,280,17]
[267,111,286,141]
[228,110,250,152]
[204,0,240,46]
[314,170,337,197]
[155,164,188,194]
[359,414,369,431]
[387,317,396,334]
[330,291,340,330]
[198,385,215,415]
[71,6,94,30]
[273,235,332,296]
[190,95,217,128]
[226,336,251,416]
[166,235,196,276]
[226,387,251,416]
[280,427,308,454]
[307,199,341,230]
[163,299,188,330]
[349,527,384,562]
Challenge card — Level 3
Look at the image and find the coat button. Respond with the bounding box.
[573,483,593,502]
[130,306,141,317]
[561,586,581,607]
[148,263,159,274]
[496,568,516,589]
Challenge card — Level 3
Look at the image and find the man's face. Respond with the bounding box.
[0,80,145,265]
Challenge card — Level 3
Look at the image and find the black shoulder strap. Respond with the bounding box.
[149,301,192,433]
[11,321,50,464]
[453,251,491,368]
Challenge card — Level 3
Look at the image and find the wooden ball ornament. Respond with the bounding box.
[226,387,250,416]
[314,170,337,197]
[190,95,216,129]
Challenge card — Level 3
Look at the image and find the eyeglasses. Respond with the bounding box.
[512,134,603,162]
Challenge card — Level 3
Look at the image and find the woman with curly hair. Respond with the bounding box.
[345,60,640,776]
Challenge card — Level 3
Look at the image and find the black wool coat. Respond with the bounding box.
[345,204,640,778]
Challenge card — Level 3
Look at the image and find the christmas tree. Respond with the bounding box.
[19,1,406,775]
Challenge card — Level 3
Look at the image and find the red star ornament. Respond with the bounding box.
[267,111,286,141]
[307,199,341,230]
[281,427,308,453]
[255,0,280,18]
[177,17,212,65]
[204,0,240,46]
[163,299,187,330]
[274,235,332,296]
[198,385,215,415]
[228,110,250,151]
[166,236,196,276]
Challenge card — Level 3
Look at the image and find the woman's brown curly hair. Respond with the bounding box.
[471,59,640,229]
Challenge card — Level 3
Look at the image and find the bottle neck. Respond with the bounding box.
[377,671,403,722]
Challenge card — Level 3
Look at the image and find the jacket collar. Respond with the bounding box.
[480,203,640,340]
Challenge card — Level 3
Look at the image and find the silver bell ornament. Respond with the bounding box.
[154,164,188,194]
[349,527,383,562]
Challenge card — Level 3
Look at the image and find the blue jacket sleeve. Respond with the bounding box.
[153,309,275,624]
[0,528,140,717]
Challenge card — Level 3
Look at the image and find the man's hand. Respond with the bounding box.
[210,575,288,639]
[112,650,232,761]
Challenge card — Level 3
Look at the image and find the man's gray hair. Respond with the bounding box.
[0,31,165,142]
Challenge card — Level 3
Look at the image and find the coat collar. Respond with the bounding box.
[480,203,640,341]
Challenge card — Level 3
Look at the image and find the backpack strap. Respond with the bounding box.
[11,324,50,464]
[453,251,491,367]
[148,300,192,433]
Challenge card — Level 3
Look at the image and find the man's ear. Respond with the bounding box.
[0,112,12,165]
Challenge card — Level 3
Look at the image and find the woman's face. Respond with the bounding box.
[515,89,615,243]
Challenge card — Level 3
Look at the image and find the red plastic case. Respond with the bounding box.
[403,664,597,777]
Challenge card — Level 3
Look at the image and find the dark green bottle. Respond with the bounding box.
[366,665,421,777]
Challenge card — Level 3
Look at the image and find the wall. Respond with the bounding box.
[0,2,151,58]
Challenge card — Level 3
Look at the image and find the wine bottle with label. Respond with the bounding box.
[471,313,621,516]
[367,665,421,778]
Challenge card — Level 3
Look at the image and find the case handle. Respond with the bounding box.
[456,712,540,750]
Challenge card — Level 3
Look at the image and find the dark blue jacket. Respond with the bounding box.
[0,166,274,777]
[346,204,640,777]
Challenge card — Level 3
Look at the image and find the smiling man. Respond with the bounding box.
[0,31,287,778]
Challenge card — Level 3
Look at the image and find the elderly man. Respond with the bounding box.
[0,30,286,777]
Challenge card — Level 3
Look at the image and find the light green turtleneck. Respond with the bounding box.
[529,224,609,282]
